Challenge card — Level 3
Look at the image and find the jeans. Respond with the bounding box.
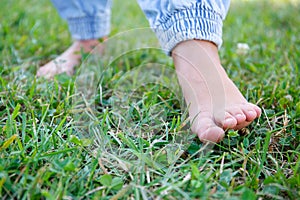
[51,0,230,54]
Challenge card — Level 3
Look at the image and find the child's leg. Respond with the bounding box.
[37,0,112,78]
[138,1,261,142]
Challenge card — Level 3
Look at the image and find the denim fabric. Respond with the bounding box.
[51,0,112,40]
[51,0,230,54]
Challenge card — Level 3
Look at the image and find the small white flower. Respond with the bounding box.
[285,94,293,102]
[237,43,250,55]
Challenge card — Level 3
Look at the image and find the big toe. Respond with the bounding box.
[37,63,56,78]
[192,115,225,143]
[37,61,75,78]
[37,68,49,78]
[198,126,225,143]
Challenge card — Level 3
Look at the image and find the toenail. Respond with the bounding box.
[225,118,235,124]
[236,114,244,118]
[248,111,256,116]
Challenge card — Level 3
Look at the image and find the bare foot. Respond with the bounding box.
[37,39,100,78]
[172,40,261,143]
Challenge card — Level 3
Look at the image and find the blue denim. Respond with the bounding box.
[51,0,230,54]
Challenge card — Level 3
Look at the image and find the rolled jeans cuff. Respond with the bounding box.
[67,16,110,40]
[153,3,223,55]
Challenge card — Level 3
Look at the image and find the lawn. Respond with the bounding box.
[0,0,299,199]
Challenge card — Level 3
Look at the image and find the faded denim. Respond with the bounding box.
[51,0,230,54]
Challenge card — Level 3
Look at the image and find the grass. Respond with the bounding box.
[1,0,300,199]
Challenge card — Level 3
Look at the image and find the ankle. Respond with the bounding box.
[172,39,220,64]
[73,39,100,52]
